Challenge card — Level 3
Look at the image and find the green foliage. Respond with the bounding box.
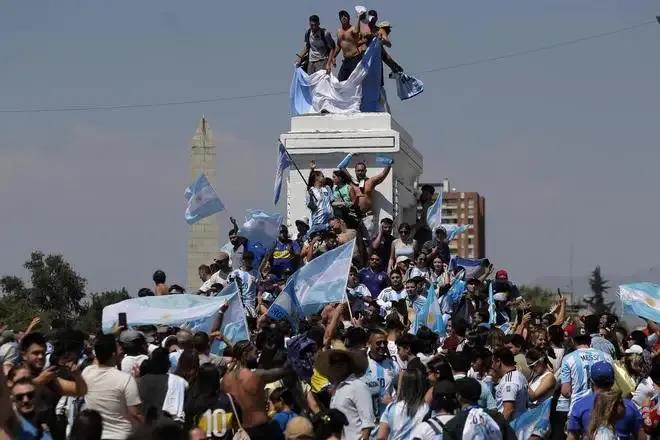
[584,265,614,315]
[519,285,557,311]
[77,289,130,334]
[1,251,132,333]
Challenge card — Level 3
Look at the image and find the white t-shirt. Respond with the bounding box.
[82,364,142,440]
[120,354,148,375]
[379,400,430,440]
[495,369,529,420]
[331,375,375,440]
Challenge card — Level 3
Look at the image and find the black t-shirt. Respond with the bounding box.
[377,234,394,264]
[138,374,169,423]
[185,393,236,440]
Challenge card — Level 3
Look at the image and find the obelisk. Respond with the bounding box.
[186,117,219,293]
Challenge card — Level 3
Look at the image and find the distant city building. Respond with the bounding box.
[421,179,486,258]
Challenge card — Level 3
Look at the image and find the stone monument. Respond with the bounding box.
[186,117,218,293]
[280,112,423,229]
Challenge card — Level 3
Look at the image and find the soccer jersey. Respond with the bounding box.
[558,347,613,413]
[377,287,407,312]
[380,401,431,440]
[495,369,529,420]
[360,356,398,419]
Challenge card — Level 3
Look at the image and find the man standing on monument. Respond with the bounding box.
[297,15,336,75]
[336,10,362,81]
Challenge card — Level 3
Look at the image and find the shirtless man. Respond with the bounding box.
[356,10,403,76]
[222,340,290,439]
[336,10,362,81]
[329,217,357,245]
[349,161,392,215]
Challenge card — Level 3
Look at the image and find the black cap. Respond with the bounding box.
[455,378,482,403]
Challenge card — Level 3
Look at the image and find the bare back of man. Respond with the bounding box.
[223,367,268,428]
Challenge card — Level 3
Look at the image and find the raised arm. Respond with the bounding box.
[553,297,567,326]
[371,226,383,251]
[364,165,391,192]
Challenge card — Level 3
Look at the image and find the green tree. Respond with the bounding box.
[584,265,614,315]
[519,285,557,311]
[24,251,87,320]
[77,289,130,334]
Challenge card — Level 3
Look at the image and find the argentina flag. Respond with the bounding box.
[619,283,660,323]
[273,143,290,205]
[450,256,487,279]
[488,280,496,325]
[426,191,443,232]
[184,174,224,224]
[443,224,471,241]
[413,285,446,336]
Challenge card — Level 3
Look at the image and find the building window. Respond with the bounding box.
[468,218,474,224]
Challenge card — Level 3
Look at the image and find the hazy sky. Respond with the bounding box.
[1,1,659,295]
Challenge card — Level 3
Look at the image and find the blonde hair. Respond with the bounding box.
[587,391,622,438]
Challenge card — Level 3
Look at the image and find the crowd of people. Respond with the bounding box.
[2,155,660,440]
[0,10,659,440]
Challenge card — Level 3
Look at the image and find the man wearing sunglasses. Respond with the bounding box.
[11,378,53,440]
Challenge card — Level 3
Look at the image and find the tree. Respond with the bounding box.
[519,285,557,311]
[24,251,87,320]
[584,265,614,315]
[77,289,130,334]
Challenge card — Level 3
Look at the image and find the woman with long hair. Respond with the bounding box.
[185,363,236,439]
[174,349,200,383]
[388,223,417,273]
[587,391,625,440]
[526,348,556,407]
[376,368,430,440]
[410,252,430,281]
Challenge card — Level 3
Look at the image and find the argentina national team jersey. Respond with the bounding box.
[360,356,398,420]
[495,369,529,420]
[558,348,613,413]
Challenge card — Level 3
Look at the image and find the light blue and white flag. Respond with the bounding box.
[239,210,282,252]
[488,280,496,325]
[184,174,224,224]
[413,285,446,336]
[273,143,291,205]
[336,153,353,170]
[426,191,443,232]
[446,271,466,306]
[101,293,231,335]
[498,321,512,335]
[443,224,471,241]
[267,281,304,331]
[290,39,383,115]
[511,399,552,440]
[217,282,250,344]
[619,283,660,323]
[450,257,487,280]
[269,239,355,328]
[295,239,355,316]
[375,154,393,167]
[392,72,424,101]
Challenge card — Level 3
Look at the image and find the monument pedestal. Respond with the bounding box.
[280,113,423,229]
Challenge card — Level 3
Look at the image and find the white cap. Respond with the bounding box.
[625,344,643,354]
[493,292,508,302]
[396,255,411,264]
[355,5,367,15]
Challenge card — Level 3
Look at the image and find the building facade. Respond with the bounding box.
[423,179,486,258]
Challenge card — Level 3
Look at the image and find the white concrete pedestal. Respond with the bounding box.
[280,113,423,229]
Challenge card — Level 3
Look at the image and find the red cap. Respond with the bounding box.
[495,269,508,280]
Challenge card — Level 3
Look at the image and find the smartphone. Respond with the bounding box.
[557,288,563,298]
[118,312,127,328]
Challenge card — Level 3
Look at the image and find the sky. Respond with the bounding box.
[1,1,659,295]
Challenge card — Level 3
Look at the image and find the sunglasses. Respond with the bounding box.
[14,391,35,401]
[399,229,410,233]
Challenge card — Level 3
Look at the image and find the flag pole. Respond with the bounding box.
[280,140,317,202]
[343,291,354,322]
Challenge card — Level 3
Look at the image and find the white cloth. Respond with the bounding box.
[82,364,142,440]
[632,377,655,409]
[463,408,502,440]
[529,371,554,407]
[162,373,188,423]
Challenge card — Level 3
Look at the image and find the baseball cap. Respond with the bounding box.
[395,255,411,264]
[590,361,615,387]
[495,269,509,280]
[118,330,145,345]
[625,344,644,355]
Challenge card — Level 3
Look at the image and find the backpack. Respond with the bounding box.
[425,416,446,440]
[304,28,330,53]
